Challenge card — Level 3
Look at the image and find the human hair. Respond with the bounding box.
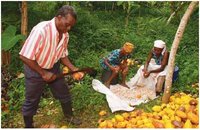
[56,5,77,20]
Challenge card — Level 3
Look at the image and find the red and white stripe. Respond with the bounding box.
[19,18,69,69]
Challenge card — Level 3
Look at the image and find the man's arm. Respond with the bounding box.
[19,55,55,82]
[61,56,84,80]
[60,56,78,71]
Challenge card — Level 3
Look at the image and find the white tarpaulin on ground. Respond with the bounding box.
[92,79,157,113]
[92,59,168,113]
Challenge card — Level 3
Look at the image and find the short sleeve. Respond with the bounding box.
[19,28,43,60]
[107,50,119,61]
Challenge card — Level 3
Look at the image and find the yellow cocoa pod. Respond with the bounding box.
[126,123,132,128]
[130,124,137,128]
[175,98,182,105]
[116,122,126,128]
[170,115,175,121]
[136,120,143,126]
[170,96,175,102]
[143,118,150,124]
[145,123,154,128]
[146,113,153,118]
[138,125,145,128]
[162,115,170,120]
[174,116,182,122]
[152,105,162,112]
[165,122,174,128]
[99,110,107,116]
[111,118,116,123]
[187,112,199,124]
[122,112,129,120]
[107,121,113,128]
[164,108,174,115]
[115,115,124,122]
[176,110,187,119]
[60,125,68,128]
[161,103,167,109]
[136,116,142,120]
[129,118,137,125]
[130,112,137,118]
[184,104,191,112]
[63,66,69,74]
[99,121,107,128]
[183,119,193,128]
[141,115,146,120]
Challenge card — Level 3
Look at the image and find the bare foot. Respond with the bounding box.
[120,83,129,88]
[104,82,110,88]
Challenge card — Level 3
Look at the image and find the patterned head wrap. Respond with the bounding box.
[123,42,134,53]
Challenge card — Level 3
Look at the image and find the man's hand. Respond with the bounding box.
[72,72,84,81]
[41,70,56,82]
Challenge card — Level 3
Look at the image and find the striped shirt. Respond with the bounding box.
[19,18,69,69]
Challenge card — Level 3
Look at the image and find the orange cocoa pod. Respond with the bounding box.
[152,121,165,128]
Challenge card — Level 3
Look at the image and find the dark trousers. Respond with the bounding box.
[101,69,119,85]
[22,62,71,116]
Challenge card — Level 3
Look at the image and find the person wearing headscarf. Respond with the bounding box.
[143,40,168,78]
[128,40,169,95]
[100,42,134,88]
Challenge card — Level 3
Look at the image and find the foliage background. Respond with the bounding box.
[1,1,199,128]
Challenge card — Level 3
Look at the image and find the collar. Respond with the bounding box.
[51,17,69,39]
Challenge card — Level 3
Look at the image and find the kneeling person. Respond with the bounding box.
[100,42,134,88]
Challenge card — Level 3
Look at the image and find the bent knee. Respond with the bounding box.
[122,68,129,74]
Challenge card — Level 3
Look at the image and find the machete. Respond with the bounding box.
[56,67,97,79]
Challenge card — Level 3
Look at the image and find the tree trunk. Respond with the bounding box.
[1,51,11,65]
[21,1,28,40]
[112,2,115,11]
[162,1,198,103]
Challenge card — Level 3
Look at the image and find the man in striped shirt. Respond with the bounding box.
[19,5,83,127]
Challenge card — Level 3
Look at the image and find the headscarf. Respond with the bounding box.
[123,42,134,53]
[154,40,166,55]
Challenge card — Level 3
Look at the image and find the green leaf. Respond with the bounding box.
[2,25,16,37]
[1,25,26,51]
[117,1,123,6]
[2,35,25,51]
